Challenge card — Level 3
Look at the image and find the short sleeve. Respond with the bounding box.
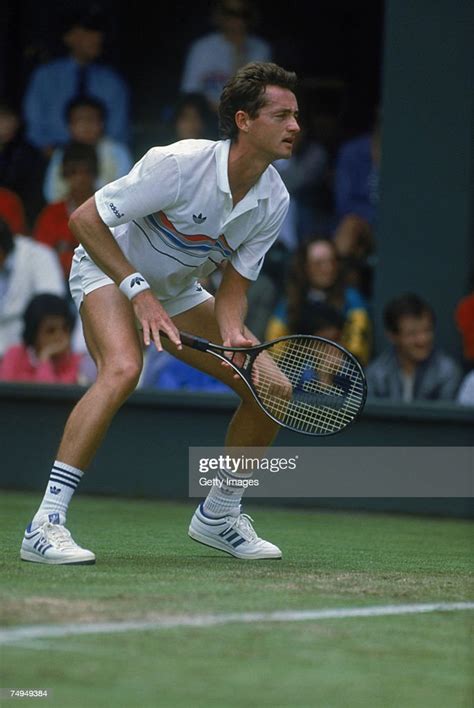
[95,148,181,227]
[230,191,289,281]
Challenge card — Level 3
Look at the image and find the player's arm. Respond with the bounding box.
[69,196,181,351]
[214,264,258,373]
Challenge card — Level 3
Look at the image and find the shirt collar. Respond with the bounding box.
[215,139,273,204]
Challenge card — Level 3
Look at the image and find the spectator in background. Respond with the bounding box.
[142,350,231,393]
[333,108,381,300]
[0,294,82,384]
[456,371,474,407]
[44,97,133,204]
[294,300,345,342]
[266,238,371,365]
[23,5,130,156]
[0,217,65,359]
[0,102,46,229]
[0,186,27,235]
[34,143,98,280]
[274,127,328,251]
[181,0,271,111]
[167,92,218,142]
[366,293,462,402]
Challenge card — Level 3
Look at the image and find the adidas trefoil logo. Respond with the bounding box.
[193,213,207,224]
[130,276,145,288]
[49,485,62,495]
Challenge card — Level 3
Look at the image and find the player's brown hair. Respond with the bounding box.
[218,62,297,141]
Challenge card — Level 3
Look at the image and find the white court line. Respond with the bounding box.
[1,602,473,645]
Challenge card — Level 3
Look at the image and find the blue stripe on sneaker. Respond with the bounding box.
[34,539,41,549]
[36,543,45,553]
[225,532,239,543]
[26,529,40,539]
[232,537,246,548]
[52,465,82,481]
[41,544,52,554]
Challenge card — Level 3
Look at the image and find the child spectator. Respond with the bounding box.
[34,142,98,279]
[266,238,372,364]
[0,293,81,384]
[43,97,132,203]
[366,293,462,401]
[0,101,46,229]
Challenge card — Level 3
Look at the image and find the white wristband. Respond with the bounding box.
[119,272,151,300]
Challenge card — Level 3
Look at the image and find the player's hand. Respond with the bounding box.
[131,290,182,352]
[222,332,253,379]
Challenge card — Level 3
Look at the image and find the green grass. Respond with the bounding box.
[1,491,473,708]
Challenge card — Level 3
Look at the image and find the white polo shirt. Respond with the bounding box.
[85,139,289,301]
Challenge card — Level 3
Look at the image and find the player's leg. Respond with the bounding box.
[21,285,143,565]
[165,298,282,559]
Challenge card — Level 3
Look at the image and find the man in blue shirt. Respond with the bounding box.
[23,6,129,155]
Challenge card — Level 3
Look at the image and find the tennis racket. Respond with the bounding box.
[167,332,367,436]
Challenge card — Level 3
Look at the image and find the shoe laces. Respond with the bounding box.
[41,522,78,550]
[231,513,259,542]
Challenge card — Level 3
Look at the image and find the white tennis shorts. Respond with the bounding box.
[69,250,213,317]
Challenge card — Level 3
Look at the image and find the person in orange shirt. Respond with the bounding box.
[34,142,97,279]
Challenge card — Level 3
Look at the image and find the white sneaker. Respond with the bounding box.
[21,517,96,565]
[188,504,282,559]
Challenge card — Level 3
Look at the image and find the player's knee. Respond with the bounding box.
[101,355,142,392]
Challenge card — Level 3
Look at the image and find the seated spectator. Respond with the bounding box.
[456,371,474,407]
[0,293,82,384]
[141,349,231,393]
[366,293,463,402]
[332,109,381,300]
[181,0,271,111]
[23,5,129,155]
[0,101,46,229]
[332,213,375,300]
[334,108,381,228]
[166,92,218,142]
[0,217,65,359]
[274,128,328,251]
[266,238,372,364]
[0,186,27,234]
[34,142,98,279]
[44,97,132,203]
[295,301,345,342]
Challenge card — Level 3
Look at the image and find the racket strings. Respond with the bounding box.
[251,338,365,434]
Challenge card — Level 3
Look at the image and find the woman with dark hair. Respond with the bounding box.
[0,293,82,383]
[266,237,372,365]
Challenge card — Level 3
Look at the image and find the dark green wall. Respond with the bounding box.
[1,384,472,517]
[375,0,474,356]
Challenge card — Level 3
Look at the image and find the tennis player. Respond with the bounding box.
[21,62,300,564]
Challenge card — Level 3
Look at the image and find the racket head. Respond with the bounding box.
[244,334,367,436]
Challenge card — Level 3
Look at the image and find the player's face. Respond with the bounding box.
[245,86,300,161]
[390,313,435,363]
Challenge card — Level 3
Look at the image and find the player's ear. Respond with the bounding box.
[235,110,250,133]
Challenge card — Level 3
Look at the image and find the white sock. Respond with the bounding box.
[202,467,252,518]
[32,460,84,527]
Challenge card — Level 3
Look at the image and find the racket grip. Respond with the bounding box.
[179,331,209,351]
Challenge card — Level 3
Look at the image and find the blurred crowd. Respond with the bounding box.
[0,1,472,406]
